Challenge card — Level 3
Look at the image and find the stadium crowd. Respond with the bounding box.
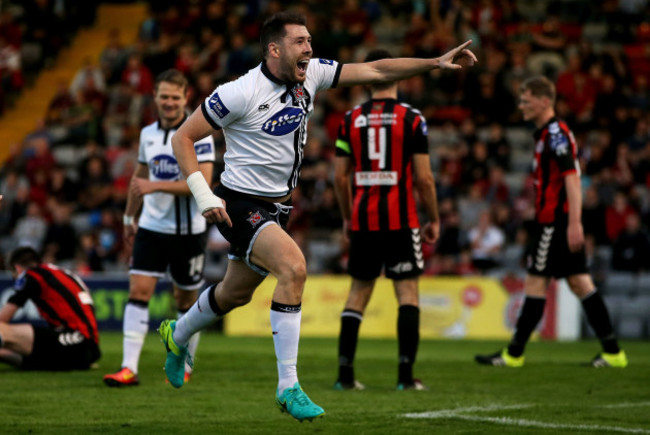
[0,0,649,280]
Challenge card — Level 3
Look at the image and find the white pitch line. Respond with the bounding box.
[600,402,650,409]
[403,404,650,434]
[447,414,650,434]
[403,404,533,419]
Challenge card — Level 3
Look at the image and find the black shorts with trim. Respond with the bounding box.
[214,185,291,275]
[525,222,587,278]
[348,229,424,281]
[21,326,101,371]
[131,228,207,288]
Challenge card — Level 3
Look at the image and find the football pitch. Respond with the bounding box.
[2,332,649,434]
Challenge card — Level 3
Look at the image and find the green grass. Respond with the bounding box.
[2,333,649,434]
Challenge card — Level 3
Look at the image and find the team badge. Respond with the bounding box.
[247,211,263,227]
[292,85,306,102]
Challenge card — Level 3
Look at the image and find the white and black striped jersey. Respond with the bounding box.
[137,118,216,235]
[201,58,342,197]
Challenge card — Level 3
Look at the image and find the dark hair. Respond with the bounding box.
[520,76,556,102]
[364,49,395,91]
[9,246,41,269]
[260,12,307,58]
[155,69,188,94]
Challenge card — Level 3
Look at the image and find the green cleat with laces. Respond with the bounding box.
[158,319,192,388]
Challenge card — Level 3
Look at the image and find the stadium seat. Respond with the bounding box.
[604,272,637,295]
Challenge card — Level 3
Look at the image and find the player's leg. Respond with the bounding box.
[174,286,199,380]
[335,230,380,390]
[249,224,306,389]
[169,231,209,381]
[249,224,324,421]
[105,228,165,386]
[0,348,22,367]
[104,274,157,386]
[475,275,549,366]
[0,322,34,364]
[385,229,426,388]
[567,273,627,367]
[161,259,264,387]
[335,277,374,390]
[393,277,424,390]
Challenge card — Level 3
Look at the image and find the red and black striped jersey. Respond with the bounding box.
[10,264,100,344]
[532,117,580,224]
[336,98,429,231]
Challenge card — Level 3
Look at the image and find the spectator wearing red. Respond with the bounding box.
[605,191,637,242]
[121,53,153,95]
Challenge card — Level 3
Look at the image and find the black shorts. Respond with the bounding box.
[525,222,587,278]
[348,229,424,281]
[131,228,208,289]
[21,326,101,371]
[214,185,291,276]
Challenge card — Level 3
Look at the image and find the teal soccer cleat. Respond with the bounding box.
[275,382,325,422]
[158,320,192,388]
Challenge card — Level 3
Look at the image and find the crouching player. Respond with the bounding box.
[0,247,101,370]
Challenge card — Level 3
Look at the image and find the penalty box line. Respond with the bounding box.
[403,404,650,434]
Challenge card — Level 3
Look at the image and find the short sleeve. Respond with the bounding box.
[194,134,216,163]
[411,113,429,155]
[335,113,351,157]
[308,58,342,92]
[137,130,147,164]
[201,78,249,130]
[547,123,577,175]
[7,272,37,307]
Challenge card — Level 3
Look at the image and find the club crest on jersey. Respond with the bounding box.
[150,155,180,179]
[262,107,304,136]
[293,85,306,101]
[247,211,263,227]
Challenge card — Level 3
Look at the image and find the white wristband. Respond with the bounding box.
[123,215,134,226]
[186,171,223,213]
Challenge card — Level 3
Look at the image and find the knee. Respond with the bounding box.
[221,291,253,309]
[129,284,153,302]
[278,260,307,288]
[567,275,593,298]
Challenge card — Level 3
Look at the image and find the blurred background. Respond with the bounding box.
[0,0,648,338]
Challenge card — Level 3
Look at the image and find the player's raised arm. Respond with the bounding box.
[172,107,232,227]
[337,40,476,87]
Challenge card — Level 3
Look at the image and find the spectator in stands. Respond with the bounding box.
[49,164,79,204]
[611,213,650,272]
[582,185,608,245]
[12,201,47,251]
[100,28,128,86]
[77,154,113,212]
[485,123,511,170]
[45,80,75,127]
[70,56,106,97]
[468,209,505,273]
[42,200,77,263]
[605,191,637,242]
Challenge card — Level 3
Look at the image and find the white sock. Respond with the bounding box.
[174,287,220,346]
[178,310,201,374]
[122,302,149,373]
[270,309,301,393]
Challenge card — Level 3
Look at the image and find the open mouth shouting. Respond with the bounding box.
[296,59,310,77]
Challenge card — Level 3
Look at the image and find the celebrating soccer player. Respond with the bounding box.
[158,11,475,421]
